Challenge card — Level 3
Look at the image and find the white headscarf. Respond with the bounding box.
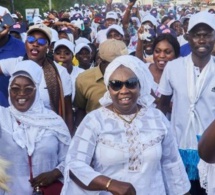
[99,55,155,108]
[7,60,70,156]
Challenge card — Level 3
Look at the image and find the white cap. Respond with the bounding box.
[54,39,75,54]
[75,37,90,45]
[180,14,192,24]
[167,19,179,27]
[11,13,18,19]
[141,14,157,27]
[50,28,59,43]
[74,3,79,8]
[75,43,92,55]
[188,11,215,32]
[33,16,43,24]
[106,24,124,36]
[106,11,118,20]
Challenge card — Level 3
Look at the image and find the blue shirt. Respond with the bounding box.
[180,43,191,57]
[0,35,26,107]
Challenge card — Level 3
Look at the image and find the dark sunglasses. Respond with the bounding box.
[27,36,48,46]
[108,77,139,91]
[10,86,36,95]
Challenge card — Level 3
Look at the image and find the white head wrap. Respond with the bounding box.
[99,55,155,107]
[8,60,70,156]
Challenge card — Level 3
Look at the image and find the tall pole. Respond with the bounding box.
[49,0,52,10]
[10,0,15,13]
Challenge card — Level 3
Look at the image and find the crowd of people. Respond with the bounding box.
[1,0,215,194]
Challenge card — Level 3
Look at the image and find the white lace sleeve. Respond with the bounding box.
[64,111,102,186]
[198,159,215,195]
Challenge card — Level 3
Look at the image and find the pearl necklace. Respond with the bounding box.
[112,106,139,124]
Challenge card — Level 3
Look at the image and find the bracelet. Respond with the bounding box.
[105,178,112,191]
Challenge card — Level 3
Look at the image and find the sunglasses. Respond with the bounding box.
[10,86,36,95]
[26,36,48,46]
[108,77,139,91]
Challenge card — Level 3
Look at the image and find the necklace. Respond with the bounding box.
[112,106,139,124]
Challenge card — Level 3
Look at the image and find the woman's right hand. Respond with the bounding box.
[108,180,136,195]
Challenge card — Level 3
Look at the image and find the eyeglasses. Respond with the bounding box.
[108,77,139,91]
[26,36,48,46]
[10,86,36,95]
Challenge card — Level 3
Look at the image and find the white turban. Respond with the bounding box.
[99,55,155,107]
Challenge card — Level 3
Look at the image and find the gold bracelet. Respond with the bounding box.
[105,178,112,191]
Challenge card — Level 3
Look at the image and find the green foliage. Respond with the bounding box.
[1,0,104,19]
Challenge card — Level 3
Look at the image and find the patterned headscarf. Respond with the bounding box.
[99,55,155,107]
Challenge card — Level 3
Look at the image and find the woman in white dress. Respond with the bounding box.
[0,60,71,195]
[61,55,190,195]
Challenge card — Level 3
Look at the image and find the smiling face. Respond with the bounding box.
[108,65,140,115]
[25,31,49,65]
[143,39,154,55]
[188,24,215,59]
[153,40,176,70]
[10,76,36,112]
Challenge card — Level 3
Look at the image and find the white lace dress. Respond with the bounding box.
[61,106,190,195]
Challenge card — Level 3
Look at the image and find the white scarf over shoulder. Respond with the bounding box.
[179,55,214,150]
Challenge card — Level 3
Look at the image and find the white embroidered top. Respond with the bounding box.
[61,107,190,195]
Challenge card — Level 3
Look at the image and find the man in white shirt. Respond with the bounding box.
[95,11,118,45]
[158,11,215,195]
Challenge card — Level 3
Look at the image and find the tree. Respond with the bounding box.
[1,0,103,19]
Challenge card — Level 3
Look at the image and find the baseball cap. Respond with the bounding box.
[99,39,128,62]
[74,3,79,8]
[150,8,158,18]
[10,23,26,34]
[106,11,118,20]
[141,14,157,27]
[27,23,52,43]
[54,39,75,54]
[106,24,124,37]
[188,11,215,32]
[157,24,177,38]
[75,43,92,55]
[83,17,90,24]
[75,37,90,45]
[167,19,180,28]
[180,14,192,24]
[33,16,43,25]
[50,28,59,43]
[71,13,83,21]
[11,13,18,19]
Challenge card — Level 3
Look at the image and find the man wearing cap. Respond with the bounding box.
[158,11,215,195]
[0,11,26,107]
[95,11,118,45]
[74,39,128,127]
[0,23,74,135]
[70,3,83,17]
[106,24,124,41]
